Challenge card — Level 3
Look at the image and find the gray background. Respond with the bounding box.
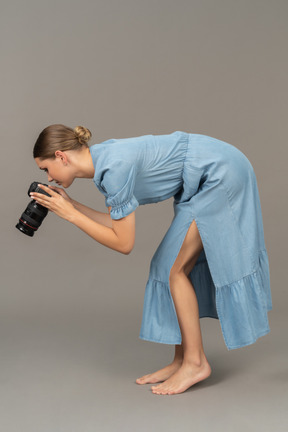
[1,0,287,431]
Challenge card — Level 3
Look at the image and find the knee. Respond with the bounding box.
[169,267,186,286]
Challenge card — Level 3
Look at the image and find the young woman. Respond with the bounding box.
[31,124,272,395]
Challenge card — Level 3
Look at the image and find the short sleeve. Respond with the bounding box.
[98,159,139,220]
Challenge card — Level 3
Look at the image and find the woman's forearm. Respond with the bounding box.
[68,208,130,254]
[29,185,134,255]
[71,200,113,228]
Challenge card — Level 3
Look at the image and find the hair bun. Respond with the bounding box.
[74,126,92,145]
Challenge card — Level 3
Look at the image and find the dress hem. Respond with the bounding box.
[139,317,271,350]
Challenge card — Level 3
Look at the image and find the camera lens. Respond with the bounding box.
[15,221,35,237]
[16,200,48,237]
[16,182,51,237]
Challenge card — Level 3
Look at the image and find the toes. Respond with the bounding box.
[152,387,170,395]
[136,374,150,384]
[137,374,163,385]
[152,385,176,395]
[151,383,169,395]
[136,376,145,381]
[152,388,163,395]
[151,383,162,390]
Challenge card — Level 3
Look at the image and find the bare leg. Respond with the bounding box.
[136,344,183,385]
[151,221,211,395]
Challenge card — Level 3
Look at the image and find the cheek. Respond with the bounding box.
[63,172,74,185]
[65,170,74,180]
[57,168,67,180]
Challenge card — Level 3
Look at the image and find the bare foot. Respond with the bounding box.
[136,361,182,385]
[151,359,211,395]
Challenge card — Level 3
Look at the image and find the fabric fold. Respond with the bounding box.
[109,196,139,220]
[215,249,271,349]
[140,249,271,350]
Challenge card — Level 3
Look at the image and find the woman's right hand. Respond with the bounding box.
[47,185,74,204]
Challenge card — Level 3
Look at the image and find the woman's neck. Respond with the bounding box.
[68,147,95,179]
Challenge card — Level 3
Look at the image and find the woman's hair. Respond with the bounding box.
[33,124,92,159]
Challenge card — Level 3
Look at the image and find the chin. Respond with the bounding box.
[63,179,74,188]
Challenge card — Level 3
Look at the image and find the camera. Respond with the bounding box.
[15,182,51,237]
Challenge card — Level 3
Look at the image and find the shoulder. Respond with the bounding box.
[93,155,137,195]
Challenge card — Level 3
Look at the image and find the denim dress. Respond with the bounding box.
[89,131,272,350]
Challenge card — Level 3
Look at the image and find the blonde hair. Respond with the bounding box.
[33,124,92,159]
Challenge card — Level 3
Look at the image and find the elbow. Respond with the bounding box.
[120,246,133,255]
[119,242,134,255]
[121,249,131,255]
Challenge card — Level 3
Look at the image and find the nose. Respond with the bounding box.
[47,174,53,182]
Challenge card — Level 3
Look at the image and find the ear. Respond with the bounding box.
[55,150,68,164]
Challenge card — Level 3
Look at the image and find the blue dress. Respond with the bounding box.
[89,131,272,350]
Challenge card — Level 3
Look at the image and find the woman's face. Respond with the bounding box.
[34,155,75,188]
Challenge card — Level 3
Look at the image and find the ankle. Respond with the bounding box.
[183,351,207,368]
[172,357,183,366]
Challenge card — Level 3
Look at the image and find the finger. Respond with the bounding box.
[30,191,49,199]
[30,191,50,201]
[37,184,58,197]
[29,193,50,208]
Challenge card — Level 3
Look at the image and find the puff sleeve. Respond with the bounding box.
[98,159,139,220]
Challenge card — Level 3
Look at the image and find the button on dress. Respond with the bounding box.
[89,131,272,350]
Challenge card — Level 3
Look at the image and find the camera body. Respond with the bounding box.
[15,182,51,237]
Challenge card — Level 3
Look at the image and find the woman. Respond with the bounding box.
[31,124,272,395]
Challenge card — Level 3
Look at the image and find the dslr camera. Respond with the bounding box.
[16,182,52,237]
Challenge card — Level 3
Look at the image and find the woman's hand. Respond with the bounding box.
[46,185,73,203]
[29,184,77,222]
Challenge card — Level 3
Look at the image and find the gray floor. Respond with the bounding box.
[0,308,286,432]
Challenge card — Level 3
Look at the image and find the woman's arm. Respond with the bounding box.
[69,208,135,254]
[30,185,135,254]
[71,200,113,228]
[48,185,113,228]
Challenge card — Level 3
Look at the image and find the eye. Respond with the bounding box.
[40,167,48,173]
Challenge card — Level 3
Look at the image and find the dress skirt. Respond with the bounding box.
[139,134,272,350]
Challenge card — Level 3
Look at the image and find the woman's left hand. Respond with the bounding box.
[29,184,77,221]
